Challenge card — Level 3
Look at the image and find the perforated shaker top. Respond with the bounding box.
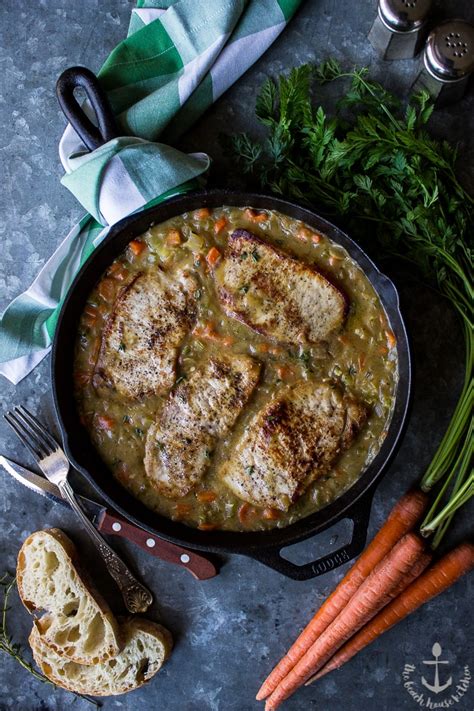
[424,20,474,81]
[379,0,432,32]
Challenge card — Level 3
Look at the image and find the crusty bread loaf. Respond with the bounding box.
[17,528,121,665]
[30,617,173,696]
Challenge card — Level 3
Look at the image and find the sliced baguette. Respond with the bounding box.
[30,617,173,696]
[17,528,121,665]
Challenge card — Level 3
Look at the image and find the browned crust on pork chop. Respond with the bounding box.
[213,230,348,345]
[220,381,367,511]
[144,352,261,498]
[94,269,197,399]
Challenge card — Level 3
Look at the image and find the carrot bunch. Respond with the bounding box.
[257,490,474,710]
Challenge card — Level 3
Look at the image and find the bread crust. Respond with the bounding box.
[29,617,172,696]
[17,528,121,665]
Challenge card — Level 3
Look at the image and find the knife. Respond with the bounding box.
[0,455,217,581]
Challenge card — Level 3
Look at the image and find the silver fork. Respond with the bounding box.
[5,405,153,614]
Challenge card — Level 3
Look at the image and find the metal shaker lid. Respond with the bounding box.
[379,0,432,33]
[424,20,474,81]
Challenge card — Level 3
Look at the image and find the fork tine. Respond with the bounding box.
[13,407,55,458]
[4,411,47,461]
[17,406,59,454]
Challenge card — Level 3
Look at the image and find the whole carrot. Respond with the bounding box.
[308,542,474,684]
[265,533,426,710]
[381,550,432,599]
[257,489,428,701]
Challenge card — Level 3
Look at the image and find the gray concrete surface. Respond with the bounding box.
[0,1,473,710]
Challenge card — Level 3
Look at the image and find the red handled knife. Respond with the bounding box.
[0,455,217,580]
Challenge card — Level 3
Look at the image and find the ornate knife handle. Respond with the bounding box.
[59,480,153,613]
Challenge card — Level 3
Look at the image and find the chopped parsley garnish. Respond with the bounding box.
[240,284,250,294]
[175,375,187,385]
[251,249,260,262]
[134,427,144,437]
[245,465,255,475]
[122,415,131,424]
[299,350,311,366]
[156,441,165,451]
[118,342,126,352]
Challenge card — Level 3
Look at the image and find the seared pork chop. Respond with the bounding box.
[213,230,347,345]
[220,381,367,511]
[94,269,197,399]
[144,353,261,498]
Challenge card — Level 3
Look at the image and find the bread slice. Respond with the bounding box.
[29,617,172,696]
[17,528,121,665]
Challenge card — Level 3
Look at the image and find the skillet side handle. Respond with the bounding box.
[56,66,119,152]
[249,488,375,580]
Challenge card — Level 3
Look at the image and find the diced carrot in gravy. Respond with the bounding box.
[386,330,396,349]
[297,227,311,242]
[96,414,115,431]
[175,503,192,517]
[128,240,145,256]
[238,502,258,524]
[206,246,221,267]
[245,208,268,222]
[262,507,281,520]
[214,216,227,234]
[166,229,182,246]
[195,208,211,220]
[198,522,218,531]
[276,364,292,380]
[197,490,217,503]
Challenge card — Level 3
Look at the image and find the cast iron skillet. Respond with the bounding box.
[52,67,412,580]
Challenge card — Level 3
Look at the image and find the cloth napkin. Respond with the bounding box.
[0,0,301,384]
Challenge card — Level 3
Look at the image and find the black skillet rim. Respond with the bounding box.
[51,189,411,555]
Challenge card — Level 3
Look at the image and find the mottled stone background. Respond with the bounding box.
[0,1,473,710]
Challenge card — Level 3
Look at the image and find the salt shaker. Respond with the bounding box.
[368,0,432,60]
[412,20,474,106]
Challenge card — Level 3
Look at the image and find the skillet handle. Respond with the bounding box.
[56,66,119,151]
[249,487,375,580]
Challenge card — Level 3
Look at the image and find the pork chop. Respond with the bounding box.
[213,229,347,345]
[94,269,197,399]
[144,352,261,498]
[220,381,367,511]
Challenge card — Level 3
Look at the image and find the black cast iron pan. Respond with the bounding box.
[52,67,412,580]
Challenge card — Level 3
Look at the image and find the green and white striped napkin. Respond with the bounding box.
[0,0,301,383]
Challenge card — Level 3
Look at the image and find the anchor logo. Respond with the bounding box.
[421,642,452,694]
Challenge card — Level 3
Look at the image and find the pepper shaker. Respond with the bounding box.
[412,20,474,106]
[368,0,432,60]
